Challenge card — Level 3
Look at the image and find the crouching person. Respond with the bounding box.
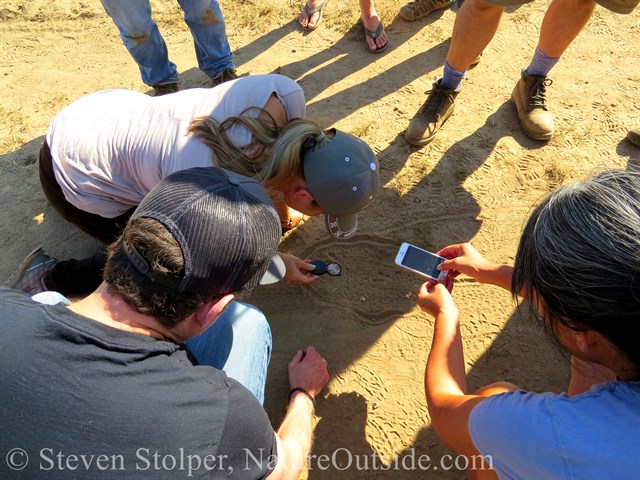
[0,167,329,479]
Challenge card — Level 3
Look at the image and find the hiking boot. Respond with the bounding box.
[399,0,455,21]
[511,70,554,141]
[211,68,238,87]
[405,79,459,146]
[627,128,640,147]
[4,247,58,296]
[152,82,179,96]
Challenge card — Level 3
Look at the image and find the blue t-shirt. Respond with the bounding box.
[469,383,640,479]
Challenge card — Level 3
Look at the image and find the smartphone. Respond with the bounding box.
[395,243,448,282]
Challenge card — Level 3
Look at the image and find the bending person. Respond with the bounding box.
[418,170,640,478]
[8,74,379,297]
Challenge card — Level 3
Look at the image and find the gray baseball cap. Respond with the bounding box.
[303,129,379,239]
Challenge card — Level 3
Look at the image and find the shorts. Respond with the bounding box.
[480,0,637,14]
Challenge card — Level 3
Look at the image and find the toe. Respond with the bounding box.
[376,30,388,49]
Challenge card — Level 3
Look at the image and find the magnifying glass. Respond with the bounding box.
[310,260,342,276]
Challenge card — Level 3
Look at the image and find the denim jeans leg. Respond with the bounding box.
[186,301,272,405]
[177,0,234,78]
[100,0,178,85]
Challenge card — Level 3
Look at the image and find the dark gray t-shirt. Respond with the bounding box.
[0,289,276,479]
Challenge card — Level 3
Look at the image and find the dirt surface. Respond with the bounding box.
[1,0,639,477]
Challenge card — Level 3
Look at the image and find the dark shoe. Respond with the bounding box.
[511,70,554,140]
[627,128,640,147]
[405,79,459,146]
[4,247,58,295]
[211,68,238,87]
[152,82,179,96]
[399,0,454,21]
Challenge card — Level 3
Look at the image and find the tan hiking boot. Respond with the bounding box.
[405,79,459,146]
[511,70,554,141]
[399,0,455,21]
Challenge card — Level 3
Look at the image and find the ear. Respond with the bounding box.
[573,329,598,354]
[279,176,312,198]
[194,293,235,330]
[291,184,315,202]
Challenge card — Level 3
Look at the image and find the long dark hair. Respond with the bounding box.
[512,170,640,376]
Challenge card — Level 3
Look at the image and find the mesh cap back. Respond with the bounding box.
[127,167,281,296]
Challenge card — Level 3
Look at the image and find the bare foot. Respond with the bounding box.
[362,12,388,52]
[299,0,324,30]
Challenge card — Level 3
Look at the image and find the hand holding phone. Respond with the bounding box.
[395,243,449,283]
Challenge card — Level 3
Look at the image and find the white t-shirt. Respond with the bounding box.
[469,382,640,479]
[46,74,306,218]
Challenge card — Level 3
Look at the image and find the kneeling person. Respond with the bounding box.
[0,167,329,479]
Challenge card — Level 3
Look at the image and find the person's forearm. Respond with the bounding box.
[275,394,315,479]
[425,309,467,427]
[482,264,514,291]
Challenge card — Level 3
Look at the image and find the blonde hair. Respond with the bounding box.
[188,112,327,191]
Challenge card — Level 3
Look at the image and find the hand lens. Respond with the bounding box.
[310,260,342,276]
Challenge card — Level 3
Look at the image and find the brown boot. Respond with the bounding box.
[399,0,455,21]
[627,128,640,147]
[511,70,554,141]
[405,79,459,146]
[152,82,179,96]
[211,68,238,87]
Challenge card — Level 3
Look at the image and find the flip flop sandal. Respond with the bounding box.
[300,1,326,31]
[364,22,389,54]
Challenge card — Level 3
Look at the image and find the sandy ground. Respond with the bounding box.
[1,0,639,477]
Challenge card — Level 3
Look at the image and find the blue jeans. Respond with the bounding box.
[99,0,234,85]
[32,293,271,405]
[186,301,272,405]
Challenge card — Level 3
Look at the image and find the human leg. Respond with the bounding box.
[39,142,134,244]
[537,0,596,58]
[405,0,503,146]
[177,0,235,80]
[360,0,389,53]
[446,0,503,73]
[511,0,596,140]
[99,0,178,86]
[35,141,133,297]
[186,302,272,404]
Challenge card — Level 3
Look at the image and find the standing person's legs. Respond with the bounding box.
[186,302,272,405]
[512,0,596,140]
[405,0,504,146]
[177,0,235,80]
[100,0,178,87]
[446,0,504,73]
[537,0,596,58]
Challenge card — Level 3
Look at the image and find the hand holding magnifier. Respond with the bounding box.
[309,260,342,276]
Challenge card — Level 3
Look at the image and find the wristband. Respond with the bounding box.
[288,387,316,410]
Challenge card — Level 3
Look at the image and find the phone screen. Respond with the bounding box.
[401,245,443,278]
